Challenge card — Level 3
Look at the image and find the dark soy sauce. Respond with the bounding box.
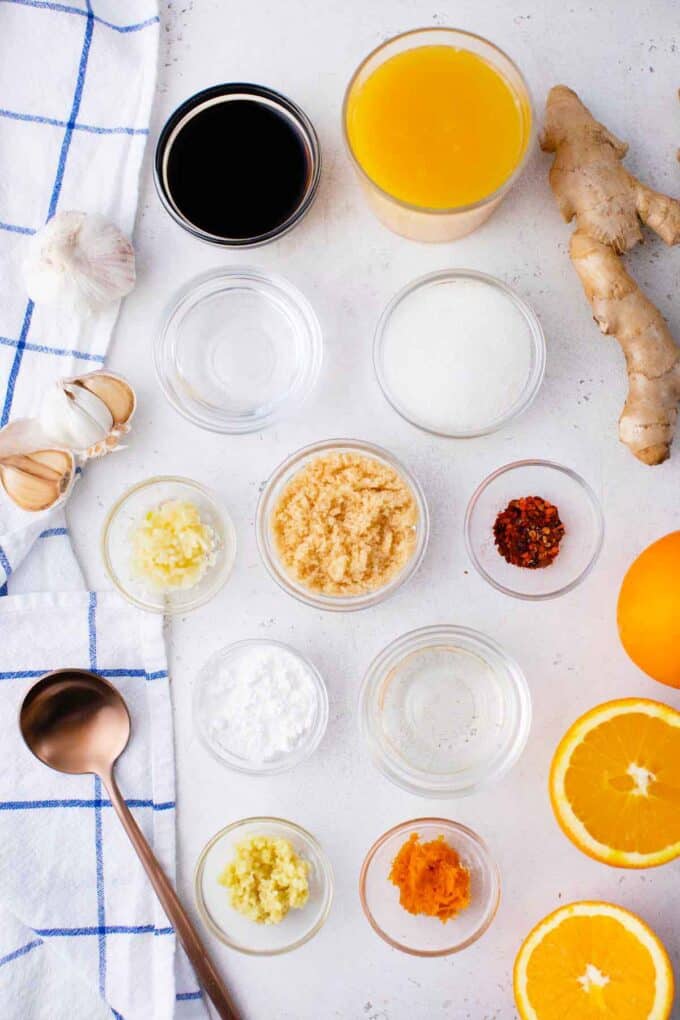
[166,98,311,240]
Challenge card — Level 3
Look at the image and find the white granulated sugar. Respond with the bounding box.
[202,643,317,763]
[381,277,534,434]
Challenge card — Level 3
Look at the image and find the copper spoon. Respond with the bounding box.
[20,669,241,1020]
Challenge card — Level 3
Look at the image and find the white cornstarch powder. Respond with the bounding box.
[379,276,535,435]
[199,642,319,763]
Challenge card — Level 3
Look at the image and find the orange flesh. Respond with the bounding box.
[346,45,528,209]
[564,712,680,854]
[389,833,471,922]
[525,915,657,1018]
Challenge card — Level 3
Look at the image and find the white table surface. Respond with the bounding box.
[71,1,680,1017]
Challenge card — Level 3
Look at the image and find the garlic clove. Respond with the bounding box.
[22,211,135,317]
[0,448,74,512]
[77,371,135,428]
[40,380,113,451]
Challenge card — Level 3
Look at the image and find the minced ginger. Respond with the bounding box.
[389,833,471,923]
[130,499,216,591]
[219,836,309,925]
[272,452,418,596]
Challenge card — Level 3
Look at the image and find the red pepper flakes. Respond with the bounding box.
[493,495,565,569]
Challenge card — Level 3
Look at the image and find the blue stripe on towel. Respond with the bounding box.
[0,798,175,811]
[1,0,160,33]
[0,939,43,969]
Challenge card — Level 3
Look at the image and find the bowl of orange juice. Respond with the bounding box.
[343,28,533,241]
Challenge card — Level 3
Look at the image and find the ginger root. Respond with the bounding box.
[541,85,680,465]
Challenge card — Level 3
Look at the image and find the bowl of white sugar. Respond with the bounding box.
[193,639,329,775]
[374,269,546,438]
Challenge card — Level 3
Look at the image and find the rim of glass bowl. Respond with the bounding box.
[154,82,321,248]
[359,817,501,957]
[192,638,329,776]
[373,269,546,438]
[193,816,334,955]
[464,459,605,601]
[154,266,323,435]
[255,438,430,612]
[101,475,237,615]
[358,624,532,797]
[342,26,535,217]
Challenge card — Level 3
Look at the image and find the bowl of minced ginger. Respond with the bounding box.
[359,818,501,956]
[257,439,429,611]
[194,818,334,955]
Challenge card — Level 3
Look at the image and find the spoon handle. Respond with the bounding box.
[101,769,241,1020]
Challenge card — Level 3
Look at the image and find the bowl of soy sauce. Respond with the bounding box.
[155,83,321,247]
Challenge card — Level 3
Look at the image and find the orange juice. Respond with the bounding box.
[346,44,530,210]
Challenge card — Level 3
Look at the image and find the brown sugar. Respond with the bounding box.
[272,451,418,596]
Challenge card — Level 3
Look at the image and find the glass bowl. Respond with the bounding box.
[194,817,333,955]
[359,625,531,797]
[342,27,533,241]
[193,639,329,775]
[155,267,322,434]
[374,269,546,437]
[359,818,500,956]
[465,460,604,600]
[256,438,429,612]
[154,83,321,248]
[101,476,236,615]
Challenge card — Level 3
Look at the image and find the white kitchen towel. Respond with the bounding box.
[0,0,159,589]
[0,3,207,1017]
[0,592,205,1020]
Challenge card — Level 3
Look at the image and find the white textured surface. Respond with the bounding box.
[70,1,680,1017]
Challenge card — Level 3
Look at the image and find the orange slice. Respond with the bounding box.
[514,901,674,1020]
[550,698,680,867]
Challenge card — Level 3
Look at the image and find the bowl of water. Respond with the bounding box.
[358,625,531,797]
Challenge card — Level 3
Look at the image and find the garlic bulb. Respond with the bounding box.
[0,447,74,513]
[38,371,136,458]
[23,211,135,316]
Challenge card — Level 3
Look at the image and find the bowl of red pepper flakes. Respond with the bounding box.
[464,460,604,600]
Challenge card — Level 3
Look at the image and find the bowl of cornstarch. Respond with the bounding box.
[374,269,546,438]
[193,639,329,775]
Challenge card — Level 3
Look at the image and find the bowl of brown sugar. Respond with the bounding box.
[256,438,429,611]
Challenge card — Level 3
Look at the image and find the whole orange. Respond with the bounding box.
[617,532,680,689]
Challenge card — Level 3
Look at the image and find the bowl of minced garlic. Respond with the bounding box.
[257,439,429,610]
[360,818,501,956]
[102,476,236,613]
[194,818,334,955]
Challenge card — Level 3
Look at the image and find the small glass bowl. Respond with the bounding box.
[101,476,236,614]
[194,817,334,955]
[359,625,531,798]
[256,438,429,612]
[359,818,500,956]
[193,639,329,775]
[465,460,604,600]
[155,267,322,434]
[374,269,546,438]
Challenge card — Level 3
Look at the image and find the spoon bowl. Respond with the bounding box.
[20,670,130,775]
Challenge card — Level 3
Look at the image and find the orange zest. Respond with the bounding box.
[550,698,680,868]
[389,833,470,922]
[514,901,674,1020]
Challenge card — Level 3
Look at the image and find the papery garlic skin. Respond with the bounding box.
[23,211,135,316]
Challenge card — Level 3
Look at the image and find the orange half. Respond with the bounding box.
[514,901,674,1020]
[550,698,680,867]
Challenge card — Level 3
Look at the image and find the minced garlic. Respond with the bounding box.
[272,451,418,596]
[219,836,309,925]
[130,498,216,591]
